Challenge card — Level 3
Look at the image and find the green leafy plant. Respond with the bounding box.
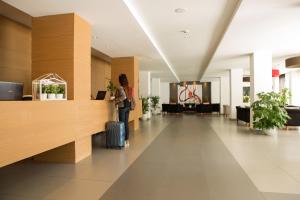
[279,88,291,106]
[107,80,117,96]
[57,85,65,94]
[42,84,49,94]
[49,85,58,94]
[150,96,160,111]
[243,95,250,103]
[142,97,150,114]
[251,89,291,131]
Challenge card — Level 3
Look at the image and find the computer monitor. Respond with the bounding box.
[0,81,23,101]
[96,91,106,100]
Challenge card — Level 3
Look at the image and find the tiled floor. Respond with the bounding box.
[209,116,300,195]
[0,115,171,200]
[1,114,300,200]
[100,114,265,200]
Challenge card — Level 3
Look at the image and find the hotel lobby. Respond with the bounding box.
[1,0,300,200]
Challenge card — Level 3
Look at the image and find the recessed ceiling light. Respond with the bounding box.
[180,29,190,34]
[174,8,186,13]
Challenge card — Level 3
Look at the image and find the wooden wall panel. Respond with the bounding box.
[32,13,91,100]
[111,57,135,88]
[111,57,141,129]
[0,0,32,28]
[74,14,91,100]
[0,100,116,167]
[0,15,31,94]
[91,56,111,99]
[32,14,75,99]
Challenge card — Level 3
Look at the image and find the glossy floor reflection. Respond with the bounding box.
[0,116,171,200]
[1,114,300,200]
[209,116,300,195]
[100,114,265,200]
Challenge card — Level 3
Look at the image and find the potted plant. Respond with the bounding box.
[279,88,291,106]
[150,96,160,115]
[107,80,117,100]
[56,85,65,100]
[251,89,291,134]
[41,84,49,100]
[243,95,250,104]
[141,97,150,120]
[47,85,57,100]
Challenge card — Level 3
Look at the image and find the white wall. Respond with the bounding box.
[151,78,160,96]
[250,51,273,101]
[201,77,220,104]
[211,80,220,104]
[250,51,273,125]
[202,75,229,114]
[160,82,170,108]
[220,72,230,114]
[288,70,300,106]
[139,71,151,97]
[230,68,244,119]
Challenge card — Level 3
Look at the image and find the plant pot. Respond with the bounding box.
[152,108,161,115]
[47,93,56,100]
[142,114,148,121]
[40,93,47,100]
[264,128,277,135]
[56,93,64,99]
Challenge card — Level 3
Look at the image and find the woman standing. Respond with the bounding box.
[115,74,135,148]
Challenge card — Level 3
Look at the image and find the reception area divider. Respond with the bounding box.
[0,12,142,168]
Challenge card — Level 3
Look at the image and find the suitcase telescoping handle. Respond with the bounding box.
[115,105,119,122]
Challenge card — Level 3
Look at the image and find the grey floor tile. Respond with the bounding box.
[262,192,300,200]
[100,115,265,200]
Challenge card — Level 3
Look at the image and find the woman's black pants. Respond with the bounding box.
[119,107,130,140]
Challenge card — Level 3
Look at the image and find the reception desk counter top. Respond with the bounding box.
[0,100,142,167]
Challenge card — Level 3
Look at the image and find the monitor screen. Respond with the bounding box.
[0,81,23,101]
[96,91,106,100]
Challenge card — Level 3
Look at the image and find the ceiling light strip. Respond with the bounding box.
[122,0,180,82]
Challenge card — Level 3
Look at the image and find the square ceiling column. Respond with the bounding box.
[32,13,91,100]
[32,13,92,163]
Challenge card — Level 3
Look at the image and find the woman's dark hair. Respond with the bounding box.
[119,74,129,87]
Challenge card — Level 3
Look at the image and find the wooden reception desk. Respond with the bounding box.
[0,100,142,168]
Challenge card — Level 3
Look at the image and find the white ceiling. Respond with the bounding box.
[3,0,240,82]
[4,0,300,82]
[3,0,177,82]
[204,0,300,78]
[124,0,240,81]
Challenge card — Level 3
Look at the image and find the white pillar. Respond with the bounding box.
[250,51,273,125]
[288,70,300,106]
[220,72,230,114]
[151,78,160,96]
[160,82,170,107]
[230,68,243,119]
[272,77,279,92]
[139,71,151,97]
[139,71,151,117]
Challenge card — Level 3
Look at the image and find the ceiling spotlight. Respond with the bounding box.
[174,8,186,13]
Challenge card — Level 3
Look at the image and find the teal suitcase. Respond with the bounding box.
[106,121,125,149]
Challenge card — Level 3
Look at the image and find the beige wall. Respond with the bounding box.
[0,15,31,94]
[91,55,111,99]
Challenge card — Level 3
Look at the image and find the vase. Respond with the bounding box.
[264,129,277,135]
[40,93,47,100]
[47,93,56,100]
[56,94,64,99]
